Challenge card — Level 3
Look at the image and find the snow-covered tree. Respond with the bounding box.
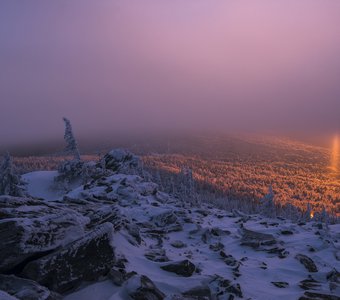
[301,202,312,222]
[320,206,329,224]
[63,117,80,160]
[0,152,24,196]
[282,203,300,222]
[260,185,276,218]
[178,167,199,206]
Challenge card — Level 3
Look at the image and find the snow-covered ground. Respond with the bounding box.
[3,156,338,300]
[22,171,62,201]
[61,174,340,300]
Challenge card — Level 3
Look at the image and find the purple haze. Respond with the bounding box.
[1,0,340,149]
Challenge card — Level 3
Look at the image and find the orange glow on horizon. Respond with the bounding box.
[331,135,339,173]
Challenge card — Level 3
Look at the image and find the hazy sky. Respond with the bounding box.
[1,0,340,148]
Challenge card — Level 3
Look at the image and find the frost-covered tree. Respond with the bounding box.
[260,185,276,218]
[282,203,300,222]
[178,167,199,206]
[63,117,80,160]
[302,202,312,222]
[320,206,329,224]
[0,152,24,196]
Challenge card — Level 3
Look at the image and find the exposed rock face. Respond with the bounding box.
[21,223,115,293]
[161,260,196,277]
[0,196,89,273]
[296,254,318,273]
[100,149,140,174]
[0,274,61,300]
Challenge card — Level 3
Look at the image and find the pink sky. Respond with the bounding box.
[0,0,340,147]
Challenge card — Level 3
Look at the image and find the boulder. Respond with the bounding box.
[0,196,88,272]
[241,228,277,250]
[327,269,340,292]
[161,260,196,277]
[182,285,211,298]
[295,254,318,273]
[109,267,136,287]
[0,274,61,300]
[145,249,169,262]
[21,222,115,293]
[171,241,187,248]
[152,210,178,227]
[127,275,165,300]
[226,283,243,298]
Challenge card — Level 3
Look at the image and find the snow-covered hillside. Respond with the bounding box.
[0,150,339,300]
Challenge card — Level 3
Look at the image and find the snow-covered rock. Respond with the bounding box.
[21,222,115,293]
[0,196,89,273]
[0,274,61,300]
[100,149,140,174]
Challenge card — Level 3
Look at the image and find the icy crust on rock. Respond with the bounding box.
[21,222,115,293]
[0,274,61,300]
[0,291,18,300]
[0,196,89,272]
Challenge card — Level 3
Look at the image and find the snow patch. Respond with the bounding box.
[22,171,63,201]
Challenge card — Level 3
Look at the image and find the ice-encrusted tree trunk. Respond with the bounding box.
[63,117,80,160]
[0,152,23,196]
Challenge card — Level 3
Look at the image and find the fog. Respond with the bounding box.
[1,0,340,150]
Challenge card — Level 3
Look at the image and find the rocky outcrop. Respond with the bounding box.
[100,149,140,174]
[21,223,115,293]
[0,274,61,300]
[0,196,89,273]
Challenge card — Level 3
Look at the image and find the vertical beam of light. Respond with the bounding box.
[331,135,339,173]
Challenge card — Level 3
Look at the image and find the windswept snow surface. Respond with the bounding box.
[63,174,340,300]
[22,171,62,200]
